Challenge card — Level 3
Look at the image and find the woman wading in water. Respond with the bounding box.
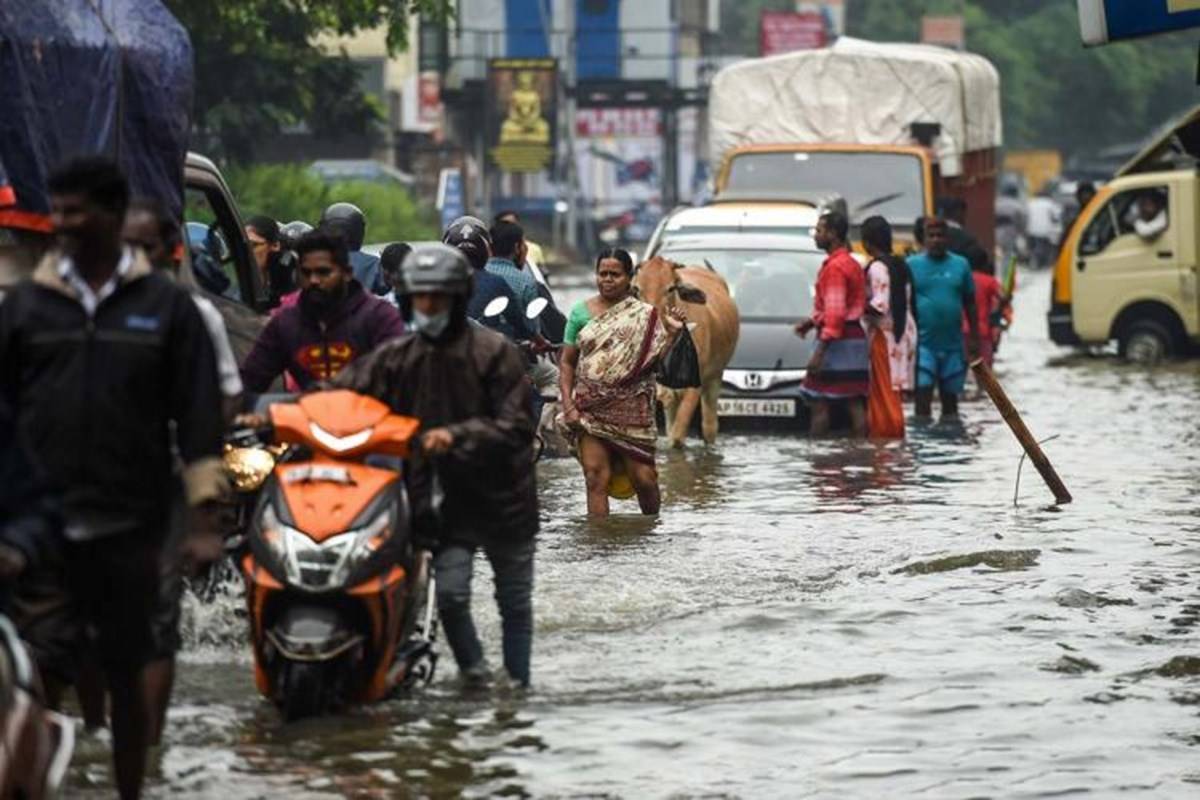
[559,249,686,516]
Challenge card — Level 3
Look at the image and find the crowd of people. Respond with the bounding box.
[0,152,1018,798]
[795,204,1011,439]
[0,155,577,799]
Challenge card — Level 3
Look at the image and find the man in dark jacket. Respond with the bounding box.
[443,215,532,340]
[240,229,405,392]
[335,244,538,688]
[0,156,226,800]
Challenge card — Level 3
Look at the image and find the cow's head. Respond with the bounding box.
[633,256,707,312]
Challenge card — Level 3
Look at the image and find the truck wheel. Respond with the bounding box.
[1118,319,1173,364]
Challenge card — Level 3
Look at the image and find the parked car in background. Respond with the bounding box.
[656,232,826,430]
[310,159,416,189]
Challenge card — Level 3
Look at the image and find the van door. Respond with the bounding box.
[1185,177,1200,338]
[1072,181,1180,344]
[182,172,267,361]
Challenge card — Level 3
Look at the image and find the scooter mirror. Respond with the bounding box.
[483,296,509,318]
[525,297,549,319]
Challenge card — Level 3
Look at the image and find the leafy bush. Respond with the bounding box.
[225,163,439,245]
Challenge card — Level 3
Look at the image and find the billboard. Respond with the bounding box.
[487,58,557,173]
[760,11,827,56]
[575,108,663,245]
[1078,0,1200,45]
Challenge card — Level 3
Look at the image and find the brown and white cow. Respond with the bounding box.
[634,256,739,447]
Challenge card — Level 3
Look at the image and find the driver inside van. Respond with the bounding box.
[1133,189,1168,241]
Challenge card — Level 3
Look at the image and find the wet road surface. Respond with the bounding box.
[69,271,1200,798]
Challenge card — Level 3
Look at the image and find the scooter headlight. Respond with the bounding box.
[224,445,277,493]
[258,504,393,591]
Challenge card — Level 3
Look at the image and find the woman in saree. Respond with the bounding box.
[860,216,916,439]
[559,249,687,516]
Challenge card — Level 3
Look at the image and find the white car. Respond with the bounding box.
[645,201,825,259]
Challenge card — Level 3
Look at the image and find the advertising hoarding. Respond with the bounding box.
[760,11,827,56]
[487,58,557,173]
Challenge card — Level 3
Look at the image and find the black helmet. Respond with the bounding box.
[320,202,366,251]
[399,244,473,297]
[441,215,492,271]
[278,220,313,250]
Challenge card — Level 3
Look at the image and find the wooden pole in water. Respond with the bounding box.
[970,359,1073,505]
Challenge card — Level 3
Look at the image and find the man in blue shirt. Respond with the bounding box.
[486,220,541,333]
[442,216,532,339]
[908,217,980,420]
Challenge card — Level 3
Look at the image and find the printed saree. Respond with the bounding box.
[571,296,670,466]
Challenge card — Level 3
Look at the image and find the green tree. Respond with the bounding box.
[166,0,452,163]
[227,163,439,242]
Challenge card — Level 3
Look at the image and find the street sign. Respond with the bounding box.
[922,15,965,49]
[760,11,827,56]
[436,167,464,230]
[1078,0,1200,45]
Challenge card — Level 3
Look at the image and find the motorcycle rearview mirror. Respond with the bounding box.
[525,297,549,319]
[483,296,509,318]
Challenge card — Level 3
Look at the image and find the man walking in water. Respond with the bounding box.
[909,217,980,420]
[794,211,869,435]
[0,157,226,799]
[336,244,538,689]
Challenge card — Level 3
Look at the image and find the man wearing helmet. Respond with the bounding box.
[443,215,533,340]
[319,202,386,295]
[335,243,538,689]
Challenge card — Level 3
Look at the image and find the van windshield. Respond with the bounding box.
[725,151,926,223]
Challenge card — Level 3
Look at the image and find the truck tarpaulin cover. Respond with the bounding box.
[708,37,1002,177]
[0,0,193,231]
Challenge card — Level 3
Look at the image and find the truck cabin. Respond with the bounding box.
[714,140,997,257]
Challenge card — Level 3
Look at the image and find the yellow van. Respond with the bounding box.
[1049,107,1200,360]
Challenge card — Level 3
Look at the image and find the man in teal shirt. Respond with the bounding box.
[486,221,541,332]
[908,217,980,419]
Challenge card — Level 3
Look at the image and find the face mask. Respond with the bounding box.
[412,309,451,339]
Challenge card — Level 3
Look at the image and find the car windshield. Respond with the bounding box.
[659,247,822,319]
[726,151,925,223]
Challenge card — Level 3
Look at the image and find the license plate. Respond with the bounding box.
[717,398,797,417]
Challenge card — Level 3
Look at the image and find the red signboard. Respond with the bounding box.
[921,15,966,49]
[576,108,662,138]
[760,10,827,56]
[418,71,442,125]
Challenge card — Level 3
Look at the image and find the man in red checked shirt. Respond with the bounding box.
[794,211,869,436]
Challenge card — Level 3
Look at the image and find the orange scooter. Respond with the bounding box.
[233,390,438,720]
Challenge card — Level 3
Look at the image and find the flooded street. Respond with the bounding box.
[71,270,1200,798]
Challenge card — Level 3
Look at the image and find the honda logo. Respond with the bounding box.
[743,372,764,390]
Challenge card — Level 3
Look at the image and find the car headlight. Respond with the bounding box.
[258,504,392,591]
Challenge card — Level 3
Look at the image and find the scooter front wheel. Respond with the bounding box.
[279,660,338,722]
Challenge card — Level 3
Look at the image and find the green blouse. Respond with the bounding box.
[563,300,594,346]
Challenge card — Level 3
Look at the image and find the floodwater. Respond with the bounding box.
[69,271,1200,798]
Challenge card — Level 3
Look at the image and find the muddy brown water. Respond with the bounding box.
[68,271,1200,798]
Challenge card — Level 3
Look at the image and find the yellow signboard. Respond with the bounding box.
[1169,0,1200,11]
